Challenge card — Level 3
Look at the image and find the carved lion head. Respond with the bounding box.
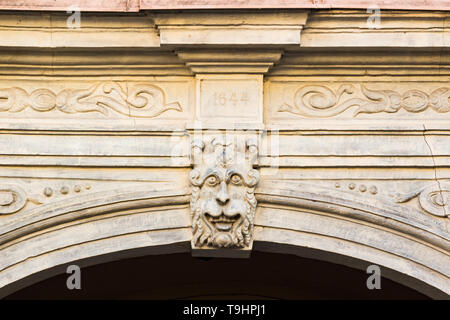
[190,135,259,248]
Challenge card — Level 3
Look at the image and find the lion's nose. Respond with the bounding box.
[216,181,230,205]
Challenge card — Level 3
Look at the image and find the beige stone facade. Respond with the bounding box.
[0,8,448,298]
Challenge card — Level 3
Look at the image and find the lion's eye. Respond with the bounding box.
[230,174,242,185]
[206,176,219,186]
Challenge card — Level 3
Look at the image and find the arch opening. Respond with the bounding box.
[4,250,430,300]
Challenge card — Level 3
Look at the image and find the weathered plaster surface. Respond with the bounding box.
[0,9,448,298]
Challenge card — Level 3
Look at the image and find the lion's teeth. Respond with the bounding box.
[210,216,237,223]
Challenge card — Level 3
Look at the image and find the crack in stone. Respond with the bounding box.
[422,124,447,217]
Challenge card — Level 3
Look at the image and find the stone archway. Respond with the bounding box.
[0,186,192,297]
[253,182,450,299]
[1,183,448,298]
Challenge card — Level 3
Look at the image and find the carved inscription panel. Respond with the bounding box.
[197,75,263,123]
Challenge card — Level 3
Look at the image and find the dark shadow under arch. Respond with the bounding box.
[5,250,429,300]
[1,185,447,299]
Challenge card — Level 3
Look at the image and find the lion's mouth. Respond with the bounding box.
[205,213,240,231]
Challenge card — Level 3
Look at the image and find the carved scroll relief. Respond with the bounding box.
[279,85,450,117]
[395,182,450,218]
[189,134,260,253]
[0,82,181,118]
[0,185,27,214]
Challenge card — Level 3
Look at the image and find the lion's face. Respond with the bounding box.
[199,168,250,247]
[190,135,259,249]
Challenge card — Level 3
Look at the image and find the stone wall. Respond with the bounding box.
[0,9,448,298]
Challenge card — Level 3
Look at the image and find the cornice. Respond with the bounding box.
[0,10,447,50]
[0,48,447,78]
[177,50,283,74]
[0,49,191,77]
[0,1,449,11]
[153,11,308,46]
[302,10,450,48]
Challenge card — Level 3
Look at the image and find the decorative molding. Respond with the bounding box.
[0,185,27,215]
[143,1,450,11]
[334,181,378,195]
[0,82,182,118]
[269,51,450,76]
[189,134,260,253]
[278,85,450,118]
[394,182,449,218]
[0,186,191,246]
[154,12,307,46]
[177,50,282,74]
[0,49,190,77]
